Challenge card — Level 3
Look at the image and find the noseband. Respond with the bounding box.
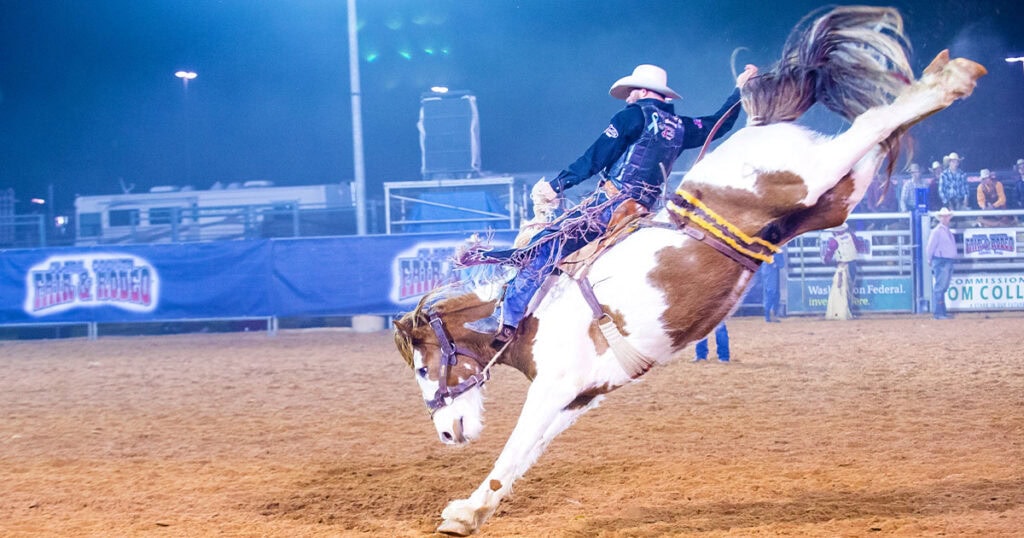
[424,314,490,416]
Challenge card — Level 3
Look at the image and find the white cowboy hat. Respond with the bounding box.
[609,64,681,100]
[930,161,941,170]
[1016,158,1023,166]
[980,168,992,179]
[938,207,953,217]
[946,152,961,161]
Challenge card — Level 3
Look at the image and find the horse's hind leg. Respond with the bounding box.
[811,52,986,205]
[437,383,599,535]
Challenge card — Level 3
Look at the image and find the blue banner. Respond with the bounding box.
[1,241,273,324]
[270,232,516,315]
[1,232,518,324]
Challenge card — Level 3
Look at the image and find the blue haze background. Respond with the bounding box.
[1,1,1022,216]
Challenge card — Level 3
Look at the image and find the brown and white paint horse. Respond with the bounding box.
[393,7,986,535]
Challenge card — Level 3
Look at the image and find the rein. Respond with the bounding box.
[693,99,742,164]
[423,314,492,415]
[666,189,780,272]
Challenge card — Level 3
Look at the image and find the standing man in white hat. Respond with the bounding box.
[466,63,758,341]
[939,152,969,210]
[926,207,957,319]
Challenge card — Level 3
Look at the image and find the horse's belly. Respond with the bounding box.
[554,228,685,362]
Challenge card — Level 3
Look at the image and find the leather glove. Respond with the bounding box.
[530,178,559,221]
[736,64,758,88]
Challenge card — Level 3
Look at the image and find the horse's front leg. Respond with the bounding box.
[437,379,600,535]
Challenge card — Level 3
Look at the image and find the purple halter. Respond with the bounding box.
[424,314,490,415]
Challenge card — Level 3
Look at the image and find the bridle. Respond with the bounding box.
[423,313,491,416]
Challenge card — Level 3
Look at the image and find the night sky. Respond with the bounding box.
[1,1,1022,214]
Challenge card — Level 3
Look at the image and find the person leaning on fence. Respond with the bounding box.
[926,207,957,320]
[976,169,1014,227]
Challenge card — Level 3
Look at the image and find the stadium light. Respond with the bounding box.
[174,70,198,90]
[1007,56,1024,74]
[430,86,449,94]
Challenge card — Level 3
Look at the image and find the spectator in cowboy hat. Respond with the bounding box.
[465,62,759,342]
[939,152,969,210]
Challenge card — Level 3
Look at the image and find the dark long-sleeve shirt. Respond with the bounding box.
[550,89,742,193]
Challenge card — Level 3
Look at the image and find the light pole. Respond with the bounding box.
[347,0,367,235]
[175,70,198,184]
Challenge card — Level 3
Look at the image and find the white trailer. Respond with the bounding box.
[74,181,355,245]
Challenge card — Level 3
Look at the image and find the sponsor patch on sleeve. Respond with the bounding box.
[603,124,619,138]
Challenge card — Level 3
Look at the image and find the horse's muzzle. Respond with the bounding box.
[439,417,466,444]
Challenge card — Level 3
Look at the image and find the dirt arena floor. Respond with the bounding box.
[1,313,1022,537]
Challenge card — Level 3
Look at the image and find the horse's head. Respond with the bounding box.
[393,289,499,445]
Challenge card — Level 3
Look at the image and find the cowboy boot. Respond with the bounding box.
[464,304,505,335]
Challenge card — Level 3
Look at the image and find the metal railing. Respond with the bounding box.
[0,214,50,248]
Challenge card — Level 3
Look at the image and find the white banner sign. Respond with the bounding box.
[962,227,1023,258]
[947,272,1024,311]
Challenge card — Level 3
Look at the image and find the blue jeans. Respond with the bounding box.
[502,194,615,327]
[931,257,954,318]
[695,323,730,360]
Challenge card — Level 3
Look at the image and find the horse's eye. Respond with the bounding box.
[417,367,428,378]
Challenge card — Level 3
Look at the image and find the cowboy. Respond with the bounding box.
[466,63,758,341]
[926,207,957,319]
[822,222,868,320]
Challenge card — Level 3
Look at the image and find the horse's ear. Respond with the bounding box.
[393,317,411,335]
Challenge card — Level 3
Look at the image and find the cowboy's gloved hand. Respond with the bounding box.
[736,64,758,88]
[531,178,557,204]
[530,178,559,222]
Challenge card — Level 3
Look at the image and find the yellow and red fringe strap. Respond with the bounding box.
[667,188,781,264]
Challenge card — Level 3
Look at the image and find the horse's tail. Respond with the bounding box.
[743,6,913,126]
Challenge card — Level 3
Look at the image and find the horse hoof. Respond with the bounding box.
[437,518,475,536]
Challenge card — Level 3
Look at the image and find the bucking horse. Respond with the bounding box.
[392,6,986,535]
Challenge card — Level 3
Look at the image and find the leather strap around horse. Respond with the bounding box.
[666,189,780,272]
